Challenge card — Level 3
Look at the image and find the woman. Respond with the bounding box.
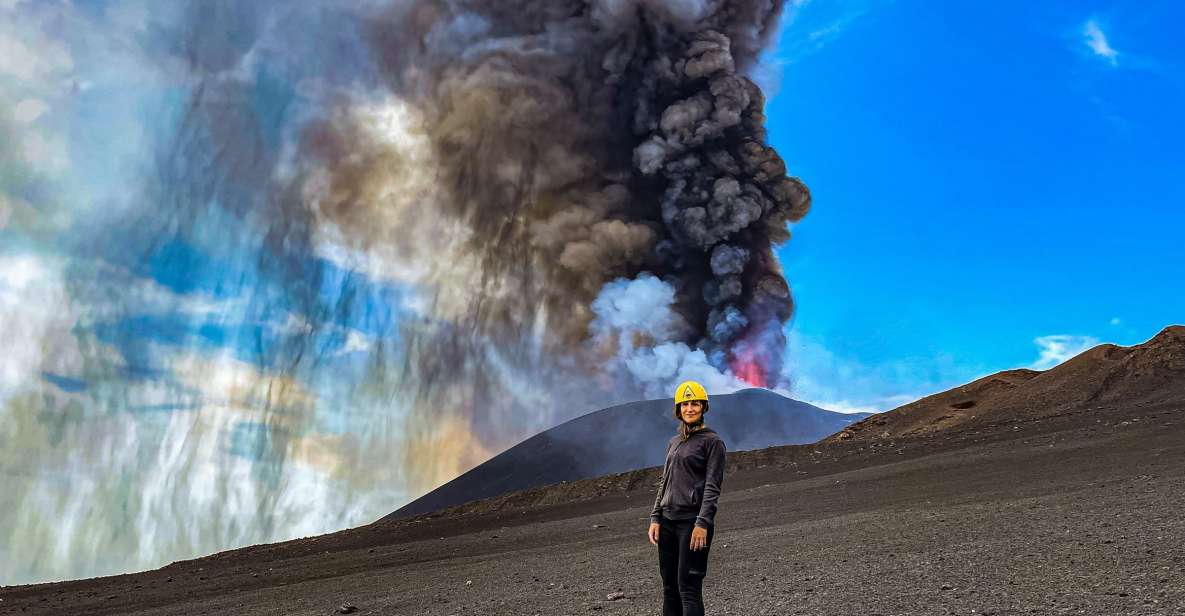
[647,380,727,616]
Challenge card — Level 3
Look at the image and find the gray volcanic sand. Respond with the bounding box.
[2,401,1182,615]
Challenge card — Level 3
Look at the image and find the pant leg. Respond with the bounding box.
[657,516,684,616]
[678,521,713,616]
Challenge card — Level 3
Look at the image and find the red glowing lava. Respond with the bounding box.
[730,349,769,388]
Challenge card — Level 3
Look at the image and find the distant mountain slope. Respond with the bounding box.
[384,388,866,521]
[829,325,1185,443]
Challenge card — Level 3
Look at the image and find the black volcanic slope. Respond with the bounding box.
[386,388,866,520]
[2,325,1182,615]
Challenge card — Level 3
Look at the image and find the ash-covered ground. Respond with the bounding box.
[2,328,1183,616]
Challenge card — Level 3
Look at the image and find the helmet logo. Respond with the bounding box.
[683,386,695,399]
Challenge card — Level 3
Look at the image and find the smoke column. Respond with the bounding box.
[0,0,808,583]
[341,0,812,387]
[296,0,812,484]
[293,0,813,444]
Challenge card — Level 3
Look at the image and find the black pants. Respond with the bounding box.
[657,515,715,616]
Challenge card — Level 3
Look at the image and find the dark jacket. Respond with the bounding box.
[649,427,726,529]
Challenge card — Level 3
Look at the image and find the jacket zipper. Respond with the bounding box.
[662,435,702,509]
[660,438,688,504]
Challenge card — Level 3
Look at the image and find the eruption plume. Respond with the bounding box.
[308,0,810,394]
[0,0,809,583]
[292,0,815,487]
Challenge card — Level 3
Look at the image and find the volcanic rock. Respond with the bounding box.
[1,326,1182,615]
[829,325,1185,443]
[387,388,866,520]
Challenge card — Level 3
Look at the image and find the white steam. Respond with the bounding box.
[591,274,749,398]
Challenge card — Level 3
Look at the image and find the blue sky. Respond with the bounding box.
[767,0,1185,410]
[2,0,1182,583]
[7,0,1179,416]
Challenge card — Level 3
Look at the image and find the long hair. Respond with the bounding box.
[674,402,709,441]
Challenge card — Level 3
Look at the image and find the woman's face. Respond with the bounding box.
[678,400,705,424]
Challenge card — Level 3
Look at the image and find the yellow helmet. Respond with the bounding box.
[673,380,709,416]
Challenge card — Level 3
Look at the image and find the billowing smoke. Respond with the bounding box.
[184,0,812,504]
[304,0,810,395]
[0,0,809,583]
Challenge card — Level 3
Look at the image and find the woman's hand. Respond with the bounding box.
[648,522,660,545]
[690,526,708,551]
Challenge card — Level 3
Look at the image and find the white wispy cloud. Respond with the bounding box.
[1083,19,1118,66]
[0,252,76,401]
[779,2,876,61]
[781,330,989,415]
[335,328,374,356]
[786,394,918,416]
[13,98,49,124]
[753,0,884,97]
[1031,334,1100,370]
